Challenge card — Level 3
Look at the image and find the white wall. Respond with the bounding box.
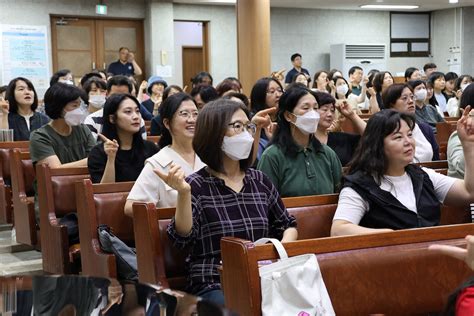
[462,7,474,75]
[173,3,238,86]
[432,8,463,74]
[173,21,203,86]
[270,7,433,79]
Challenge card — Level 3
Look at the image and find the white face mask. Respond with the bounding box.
[89,95,106,109]
[336,84,349,96]
[291,110,320,135]
[414,89,427,101]
[64,107,87,126]
[461,83,471,92]
[221,130,254,161]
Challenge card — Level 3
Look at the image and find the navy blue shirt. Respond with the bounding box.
[107,60,135,76]
[8,112,50,141]
[285,67,310,84]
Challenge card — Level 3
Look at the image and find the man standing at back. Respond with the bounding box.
[285,53,310,85]
[348,66,364,96]
[107,47,143,77]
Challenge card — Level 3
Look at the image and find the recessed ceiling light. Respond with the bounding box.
[360,4,419,9]
[449,0,459,3]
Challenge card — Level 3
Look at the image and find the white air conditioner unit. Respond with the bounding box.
[330,44,387,78]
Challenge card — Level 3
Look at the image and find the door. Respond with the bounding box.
[51,17,97,84]
[51,17,145,82]
[182,46,203,88]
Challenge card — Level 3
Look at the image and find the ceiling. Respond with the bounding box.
[173,0,474,12]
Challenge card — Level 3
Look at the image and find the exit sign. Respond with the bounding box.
[96,4,107,15]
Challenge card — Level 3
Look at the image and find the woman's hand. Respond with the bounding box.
[252,107,276,130]
[0,98,9,116]
[154,163,191,193]
[429,235,474,270]
[368,87,376,97]
[139,80,147,93]
[457,106,474,145]
[336,100,355,119]
[98,134,119,160]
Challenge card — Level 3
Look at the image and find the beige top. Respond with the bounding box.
[127,145,206,208]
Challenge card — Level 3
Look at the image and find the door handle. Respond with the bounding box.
[103,62,106,69]
[92,62,96,69]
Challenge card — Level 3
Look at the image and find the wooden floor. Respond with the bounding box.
[0,224,42,276]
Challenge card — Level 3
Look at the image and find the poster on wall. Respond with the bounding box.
[0,25,50,97]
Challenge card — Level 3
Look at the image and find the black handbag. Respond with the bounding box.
[97,224,138,281]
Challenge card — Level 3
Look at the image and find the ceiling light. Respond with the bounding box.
[449,0,459,3]
[360,4,419,9]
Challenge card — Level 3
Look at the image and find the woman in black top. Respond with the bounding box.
[88,94,158,183]
[314,92,366,166]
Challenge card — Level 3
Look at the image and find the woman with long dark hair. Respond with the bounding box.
[331,108,474,236]
[124,92,205,215]
[87,94,158,183]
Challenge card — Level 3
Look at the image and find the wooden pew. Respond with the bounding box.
[221,224,474,316]
[75,179,135,279]
[436,121,457,160]
[133,192,470,288]
[132,202,185,289]
[36,164,90,274]
[147,135,160,145]
[0,141,29,224]
[10,150,36,246]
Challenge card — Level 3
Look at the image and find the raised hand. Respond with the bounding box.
[0,98,9,115]
[367,87,376,97]
[139,80,148,93]
[457,105,474,144]
[429,235,474,270]
[98,133,119,159]
[128,52,135,62]
[335,100,354,118]
[362,76,369,87]
[252,107,277,129]
[154,163,191,193]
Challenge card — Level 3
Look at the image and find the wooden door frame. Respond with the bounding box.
[50,15,145,77]
[174,20,210,73]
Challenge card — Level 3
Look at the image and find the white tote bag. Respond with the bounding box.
[255,238,335,316]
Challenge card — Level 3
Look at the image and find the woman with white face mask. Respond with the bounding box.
[153,99,297,306]
[333,76,367,113]
[50,69,74,86]
[83,77,107,114]
[257,85,342,197]
[447,75,473,118]
[29,83,95,169]
[407,80,445,133]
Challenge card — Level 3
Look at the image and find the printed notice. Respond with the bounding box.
[0,25,50,96]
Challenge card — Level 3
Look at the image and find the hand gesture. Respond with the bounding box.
[328,80,335,91]
[456,89,463,99]
[0,98,9,115]
[336,100,354,118]
[362,76,369,87]
[252,107,277,130]
[457,106,474,144]
[429,235,474,270]
[128,52,135,62]
[154,163,191,193]
[368,87,376,97]
[139,80,147,92]
[98,134,119,159]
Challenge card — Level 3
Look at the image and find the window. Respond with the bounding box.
[390,12,431,57]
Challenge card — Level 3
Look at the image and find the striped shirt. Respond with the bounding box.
[167,167,297,294]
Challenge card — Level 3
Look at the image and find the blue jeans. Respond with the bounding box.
[197,289,225,307]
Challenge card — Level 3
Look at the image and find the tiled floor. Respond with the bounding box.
[0,224,42,276]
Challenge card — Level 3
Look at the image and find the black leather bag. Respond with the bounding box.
[97,224,138,281]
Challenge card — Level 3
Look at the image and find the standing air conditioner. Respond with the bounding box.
[330,44,387,77]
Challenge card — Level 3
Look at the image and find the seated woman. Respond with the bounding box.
[407,79,445,133]
[314,92,366,166]
[447,75,473,118]
[155,98,297,305]
[383,83,439,162]
[332,76,367,112]
[331,108,474,236]
[83,77,107,114]
[257,85,342,197]
[141,76,167,116]
[29,83,95,168]
[372,71,394,111]
[87,94,158,183]
[250,77,284,160]
[291,72,311,88]
[124,93,205,214]
[2,77,50,140]
[448,83,474,179]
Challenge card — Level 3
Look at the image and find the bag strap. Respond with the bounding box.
[254,238,288,260]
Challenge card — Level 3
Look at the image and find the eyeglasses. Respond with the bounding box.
[266,89,283,95]
[228,121,257,135]
[400,94,414,103]
[177,110,199,119]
